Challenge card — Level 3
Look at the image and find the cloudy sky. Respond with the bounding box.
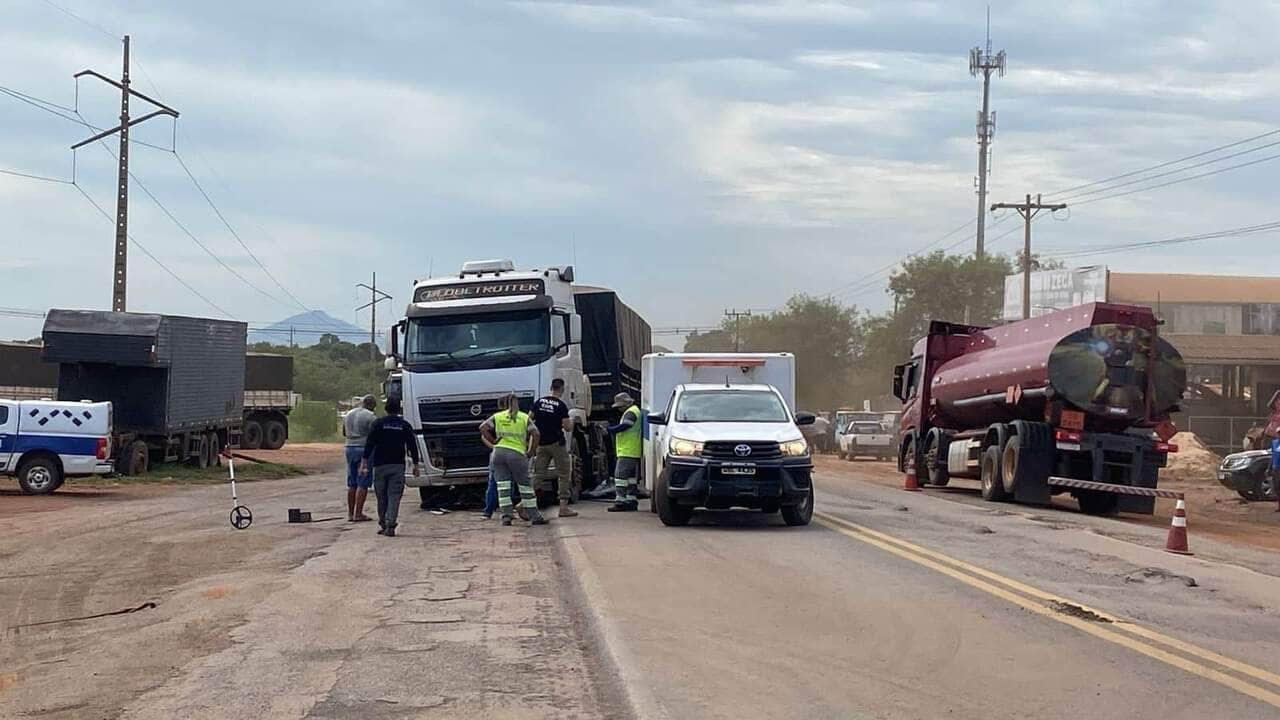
[2,1,1278,342]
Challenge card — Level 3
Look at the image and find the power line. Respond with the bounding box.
[73,182,233,317]
[173,152,310,310]
[1047,127,1280,198]
[1069,151,1280,207]
[40,0,120,40]
[0,83,175,153]
[1053,137,1280,203]
[1045,221,1280,261]
[0,167,72,184]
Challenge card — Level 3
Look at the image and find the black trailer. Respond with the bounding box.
[574,288,652,421]
[243,352,294,449]
[570,288,652,493]
[42,309,247,475]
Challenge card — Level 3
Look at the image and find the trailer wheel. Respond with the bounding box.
[241,420,263,450]
[1077,491,1119,516]
[654,470,692,527]
[263,420,287,450]
[206,432,222,467]
[123,441,149,476]
[980,446,1009,502]
[16,454,63,495]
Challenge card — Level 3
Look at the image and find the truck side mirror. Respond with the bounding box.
[383,357,398,371]
[891,364,906,401]
[794,411,817,426]
[569,314,582,344]
[647,412,668,426]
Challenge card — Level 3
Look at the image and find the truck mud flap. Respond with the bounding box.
[1011,421,1053,506]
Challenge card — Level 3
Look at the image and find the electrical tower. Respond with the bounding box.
[969,12,1005,259]
[356,273,393,366]
[990,194,1066,320]
[71,36,179,312]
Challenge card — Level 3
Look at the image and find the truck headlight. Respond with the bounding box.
[780,438,809,457]
[670,438,704,457]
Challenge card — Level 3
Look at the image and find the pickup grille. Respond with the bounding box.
[702,440,781,461]
[418,395,533,424]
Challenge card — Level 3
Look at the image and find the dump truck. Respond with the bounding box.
[42,309,247,475]
[241,352,295,450]
[0,341,58,400]
[384,260,652,507]
[893,302,1185,515]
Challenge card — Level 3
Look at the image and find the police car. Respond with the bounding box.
[0,399,114,494]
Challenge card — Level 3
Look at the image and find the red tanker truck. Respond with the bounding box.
[892,302,1186,515]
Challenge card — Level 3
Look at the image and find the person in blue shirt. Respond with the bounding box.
[1271,437,1279,512]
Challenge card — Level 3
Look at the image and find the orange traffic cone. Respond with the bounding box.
[1164,498,1192,555]
[903,454,922,492]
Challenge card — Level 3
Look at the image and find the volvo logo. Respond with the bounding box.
[733,444,752,457]
[469,404,483,417]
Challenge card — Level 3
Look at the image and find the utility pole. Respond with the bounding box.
[969,10,1005,259]
[724,308,752,352]
[71,36,179,312]
[356,272,393,366]
[990,194,1067,320]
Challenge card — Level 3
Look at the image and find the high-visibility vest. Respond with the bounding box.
[491,411,530,453]
[615,405,642,459]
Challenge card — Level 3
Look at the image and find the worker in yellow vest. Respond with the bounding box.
[607,392,642,512]
[480,393,545,525]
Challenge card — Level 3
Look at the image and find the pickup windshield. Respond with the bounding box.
[675,390,790,423]
[405,309,550,372]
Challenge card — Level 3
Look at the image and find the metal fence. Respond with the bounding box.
[1184,415,1268,456]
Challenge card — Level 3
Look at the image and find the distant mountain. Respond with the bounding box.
[249,310,371,347]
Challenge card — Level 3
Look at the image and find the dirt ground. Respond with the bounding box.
[814,453,1280,553]
[0,443,345,520]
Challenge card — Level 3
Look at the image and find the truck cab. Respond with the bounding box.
[641,353,815,527]
[0,399,113,494]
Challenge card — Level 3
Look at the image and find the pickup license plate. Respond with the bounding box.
[722,466,756,476]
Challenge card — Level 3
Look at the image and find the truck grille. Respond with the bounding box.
[418,395,533,424]
[421,427,491,471]
[702,440,781,461]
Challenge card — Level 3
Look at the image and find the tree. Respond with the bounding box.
[250,338,385,402]
[1015,250,1066,272]
[886,250,1014,341]
[684,329,734,352]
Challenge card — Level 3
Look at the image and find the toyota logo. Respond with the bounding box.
[469,404,483,417]
[734,444,752,457]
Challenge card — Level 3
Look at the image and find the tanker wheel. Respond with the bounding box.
[980,445,1008,502]
[1001,438,1022,495]
[1077,491,1119,516]
[923,434,950,487]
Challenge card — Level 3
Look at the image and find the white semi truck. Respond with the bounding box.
[384,259,651,507]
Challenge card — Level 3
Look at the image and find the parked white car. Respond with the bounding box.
[0,399,114,494]
[838,420,894,460]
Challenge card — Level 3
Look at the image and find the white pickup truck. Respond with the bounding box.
[0,399,114,493]
[838,420,895,461]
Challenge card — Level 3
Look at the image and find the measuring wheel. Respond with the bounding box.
[230,505,253,530]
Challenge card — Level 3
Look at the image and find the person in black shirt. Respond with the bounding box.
[531,378,576,518]
[359,398,421,537]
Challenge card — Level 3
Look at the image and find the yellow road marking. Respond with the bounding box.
[813,512,1280,710]
[815,510,1280,691]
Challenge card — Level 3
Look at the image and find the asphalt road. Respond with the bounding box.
[560,467,1280,720]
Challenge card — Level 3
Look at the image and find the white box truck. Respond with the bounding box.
[641,353,816,526]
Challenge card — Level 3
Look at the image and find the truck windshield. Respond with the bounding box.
[675,390,790,423]
[405,309,550,371]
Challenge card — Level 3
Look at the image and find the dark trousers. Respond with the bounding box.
[373,464,406,529]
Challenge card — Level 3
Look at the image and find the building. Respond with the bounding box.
[1005,268,1280,452]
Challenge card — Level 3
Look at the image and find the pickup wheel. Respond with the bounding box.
[241,420,263,450]
[654,470,692,527]
[16,454,63,495]
[980,446,1009,502]
[836,450,847,460]
[263,420,287,450]
[781,484,814,526]
[122,441,149,476]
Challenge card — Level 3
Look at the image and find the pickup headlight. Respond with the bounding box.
[1221,456,1255,471]
[780,438,809,457]
[670,438,704,457]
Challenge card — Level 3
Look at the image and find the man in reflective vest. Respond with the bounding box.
[480,392,546,525]
[607,392,642,512]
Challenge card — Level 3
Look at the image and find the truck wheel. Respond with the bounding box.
[836,450,847,460]
[654,470,692,527]
[206,432,222,467]
[123,441,150,476]
[923,433,950,487]
[1077,491,1119,516]
[569,453,583,504]
[781,484,814,526]
[191,434,211,469]
[241,420,263,450]
[263,420,287,450]
[16,454,63,495]
[980,446,1009,502]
